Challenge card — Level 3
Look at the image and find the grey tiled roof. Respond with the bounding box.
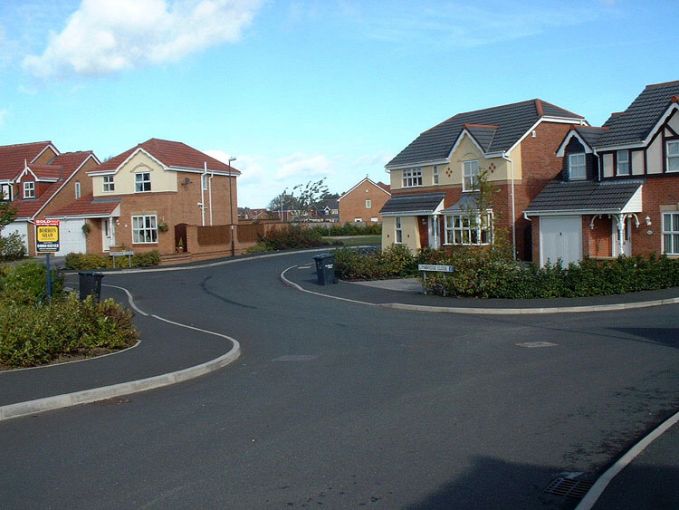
[465,125,497,151]
[573,126,607,148]
[525,180,643,214]
[387,99,584,168]
[596,81,679,148]
[380,192,445,215]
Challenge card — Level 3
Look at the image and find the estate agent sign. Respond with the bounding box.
[35,219,60,253]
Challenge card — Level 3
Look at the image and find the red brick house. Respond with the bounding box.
[338,177,391,224]
[0,141,100,256]
[526,81,679,265]
[49,138,241,256]
[380,99,587,260]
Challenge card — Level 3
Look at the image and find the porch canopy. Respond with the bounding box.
[524,180,644,217]
[379,192,445,216]
[442,192,480,213]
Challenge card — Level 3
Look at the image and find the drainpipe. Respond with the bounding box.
[502,152,517,260]
[207,163,214,226]
[200,163,206,226]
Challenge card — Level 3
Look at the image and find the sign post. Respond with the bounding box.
[35,219,60,302]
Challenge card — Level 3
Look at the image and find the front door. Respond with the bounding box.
[612,217,632,257]
[103,218,116,251]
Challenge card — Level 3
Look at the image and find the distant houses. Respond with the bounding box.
[338,177,390,224]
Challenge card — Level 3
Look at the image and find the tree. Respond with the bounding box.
[0,202,17,232]
[268,189,300,212]
[292,178,329,211]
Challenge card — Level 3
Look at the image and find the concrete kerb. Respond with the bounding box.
[280,266,679,315]
[0,285,241,422]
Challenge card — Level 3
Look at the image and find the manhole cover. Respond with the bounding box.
[516,341,558,348]
[272,355,319,362]
[544,476,594,499]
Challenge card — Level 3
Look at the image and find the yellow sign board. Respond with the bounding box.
[35,219,60,253]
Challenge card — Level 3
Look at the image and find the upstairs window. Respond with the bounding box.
[103,175,115,192]
[75,181,81,199]
[365,199,372,209]
[616,150,630,176]
[23,181,35,199]
[667,141,679,172]
[1,183,11,201]
[568,153,586,180]
[402,168,422,188]
[463,160,480,191]
[663,212,679,255]
[135,172,151,192]
[433,165,440,185]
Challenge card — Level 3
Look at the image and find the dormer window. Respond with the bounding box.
[667,141,679,172]
[23,181,35,199]
[402,168,422,188]
[568,153,586,180]
[135,171,151,192]
[462,160,479,191]
[616,150,630,176]
[1,183,11,201]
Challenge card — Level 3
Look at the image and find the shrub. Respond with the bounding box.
[0,294,138,368]
[0,261,64,304]
[0,232,27,261]
[64,250,161,270]
[259,225,328,250]
[314,223,382,236]
[335,244,416,280]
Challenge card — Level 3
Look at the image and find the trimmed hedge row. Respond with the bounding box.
[313,223,382,236]
[258,225,330,251]
[334,246,679,298]
[65,250,160,270]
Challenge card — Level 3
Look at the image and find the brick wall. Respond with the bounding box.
[632,176,679,256]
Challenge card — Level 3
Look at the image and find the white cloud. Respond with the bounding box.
[23,0,263,78]
[276,153,332,179]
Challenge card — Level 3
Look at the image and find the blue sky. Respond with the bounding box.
[0,0,676,207]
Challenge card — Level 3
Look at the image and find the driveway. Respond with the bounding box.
[0,251,677,509]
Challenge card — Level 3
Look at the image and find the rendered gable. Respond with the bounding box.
[92,150,178,196]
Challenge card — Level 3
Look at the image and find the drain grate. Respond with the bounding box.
[544,477,594,499]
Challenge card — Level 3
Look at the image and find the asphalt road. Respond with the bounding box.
[1,252,678,509]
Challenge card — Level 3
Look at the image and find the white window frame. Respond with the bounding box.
[402,168,422,188]
[663,212,679,255]
[616,150,630,176]
[354,217,363,223]
[569,153,586,180]
[0,183,11,201]
[462,160,480,191]
[370,217,379,223]
[667,141,679,173]
[135,172,151,192]
[202,174,209,191]
[433,165,440,185]
[444,211,493,245]
[395,216,403,243]
[75,181,81,199]
[103,175,115,193]
[132,214,158,244]
[23,181,35,199]
[365,199,372,209]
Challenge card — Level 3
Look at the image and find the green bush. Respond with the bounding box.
[0,262,63,304]
[336,246,679,298]
[0,294,138,368]
[259,225,328,250]
[64,250,161,270]
[314,223,382,236]
[0,232,27,261]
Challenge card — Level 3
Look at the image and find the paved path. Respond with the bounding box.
[1,251,677,509]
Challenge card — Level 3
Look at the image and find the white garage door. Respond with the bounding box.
[54,219,87,256]
[540,216,582,267]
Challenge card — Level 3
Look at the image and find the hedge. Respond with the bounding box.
[65,250,161,270]
[335,245,679,298]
